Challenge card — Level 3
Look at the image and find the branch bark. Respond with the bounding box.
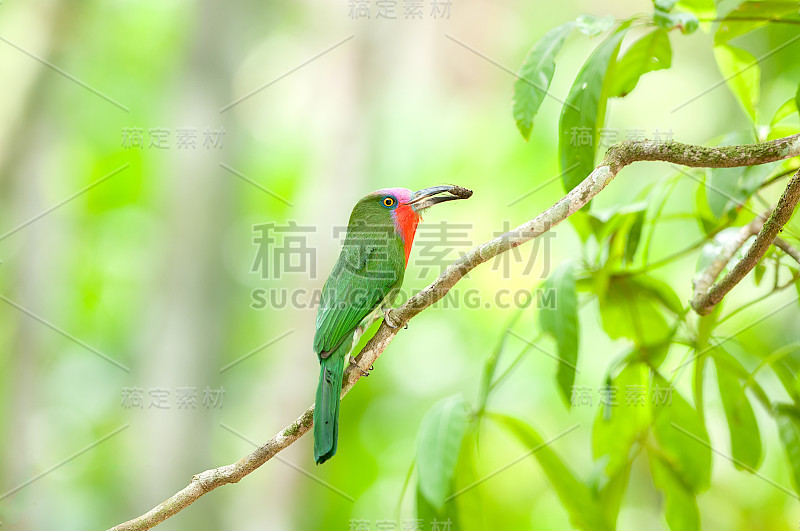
[109,133,800,531]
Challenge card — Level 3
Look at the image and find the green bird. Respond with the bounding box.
[313,185,472,464]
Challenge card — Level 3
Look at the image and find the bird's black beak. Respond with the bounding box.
[407,185,473,212]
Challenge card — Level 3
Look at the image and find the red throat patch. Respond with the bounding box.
[392,204,420,265]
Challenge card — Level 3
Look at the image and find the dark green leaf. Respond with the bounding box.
[624,210,646,264]
[492,414,611,530]
[777,406,800,497]
[539,262,580,406]
[713,45,760,121]
[416,395,470,510]
[654,8,699,33]
[575,14,615,37]
[559,28,629,191]
[649,451,700,531]
[513,23,574,140]
[716,362,763,470]
[611,29,672,97]
[651,371,712,491]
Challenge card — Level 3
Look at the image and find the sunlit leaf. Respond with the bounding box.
[654,0,678,10]
[713,44,760,121]
[416,395,470,510]
[611,29,672,97]
[559,28,629,191]
[771,97,799,127]
[539,262,580,406]
[715,1,800,44]
[575,14,615,37]
[677,0,715,18]
[716,362,763,470]
[513,22,575,140]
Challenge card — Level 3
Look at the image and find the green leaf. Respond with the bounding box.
[491,414,611,530]
[706,167,740,218]
[654,0,678,10]
[598,275,680,346]
[513,22,574,141]
[765,343,800,404]
[713,44,760,121]
[633,275,685,316]
[559,28,629,191]
[649,451,700,531]
[539,262,580,406]
[624,209,646,264]
[715,1,800,44]
[693,175,720,234]
[416,395,470,510]
[677,0,715,18]
[575,14,615,37]
[716,362,763,470]
[477,311,523,413]
[753,262,766,285]
[593,363,650,477]
[611,29,672,97]
[651,372,712,492]
[771,97,799,127]
[796,80,800,116]
[654,8,699,33]
[777,406,800,497]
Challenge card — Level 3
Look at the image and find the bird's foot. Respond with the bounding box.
[383,308,408,329]
[349,358,370,377]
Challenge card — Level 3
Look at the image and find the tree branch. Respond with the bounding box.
[108,133,800,531]
[691,170,800,315]
[775,237,800,265]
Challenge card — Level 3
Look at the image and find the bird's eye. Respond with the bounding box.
[382,196,396,208]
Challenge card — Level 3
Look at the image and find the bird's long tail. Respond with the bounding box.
[313,350,346,464]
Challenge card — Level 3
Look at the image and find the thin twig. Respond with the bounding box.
[775,237,800,265]
[692,170,800,314]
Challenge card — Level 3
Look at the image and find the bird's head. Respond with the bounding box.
[348,185,473,265]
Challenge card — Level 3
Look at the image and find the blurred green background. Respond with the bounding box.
[1,0,799,529]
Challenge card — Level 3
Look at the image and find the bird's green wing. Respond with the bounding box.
[313,242,402,358]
